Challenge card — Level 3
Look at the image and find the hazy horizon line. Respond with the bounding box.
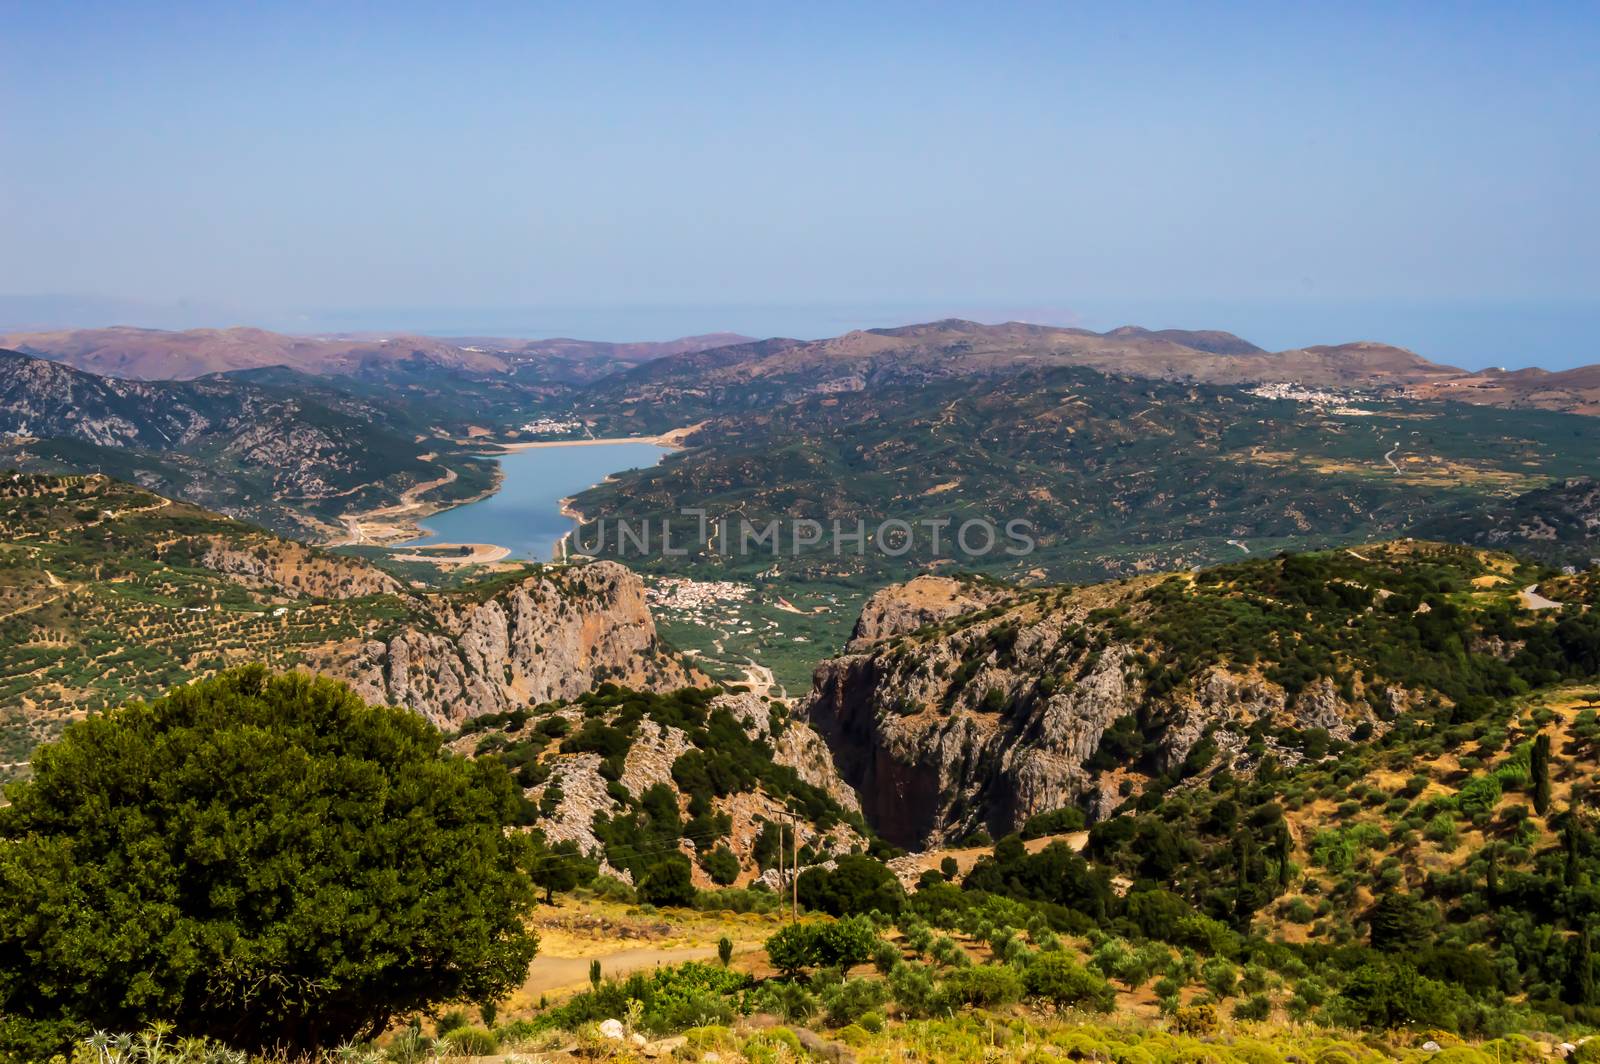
[2,293,1597,372]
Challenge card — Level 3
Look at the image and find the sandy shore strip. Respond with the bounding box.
[487,423,699,452]
[385,543,512,566]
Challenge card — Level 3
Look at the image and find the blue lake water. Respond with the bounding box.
[399,442,669,561]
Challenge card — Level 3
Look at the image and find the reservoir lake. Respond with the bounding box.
[399,441,669,561]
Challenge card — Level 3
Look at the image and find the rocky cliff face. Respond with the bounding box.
[462,688,865,886]
[805,573,1386,849]
[324,561,698,728]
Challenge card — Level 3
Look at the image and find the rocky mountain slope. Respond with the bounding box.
[803,542,1598,848]
[451,685,868,887]
[0,473,697,776]
[1409,362,1600,417]
[0,348,497,537]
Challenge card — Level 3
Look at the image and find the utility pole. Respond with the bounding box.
[789,812,799,924]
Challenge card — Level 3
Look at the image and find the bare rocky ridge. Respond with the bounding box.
[804,572,1385,848]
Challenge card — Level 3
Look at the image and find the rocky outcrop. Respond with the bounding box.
[321,561,699,728]
[516,689,864,884]
[846,575,1010,650]
[806,576,1384,849]
[197,534,406,598]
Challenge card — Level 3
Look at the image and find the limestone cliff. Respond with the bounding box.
[317,561,699,728]
[805,568,1394,849]
[453,688,866,886]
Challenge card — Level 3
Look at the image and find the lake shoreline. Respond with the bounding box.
[489,433,684,452]
[393,438,674,564]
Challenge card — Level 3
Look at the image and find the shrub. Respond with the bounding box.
[935,964,1025,1010]
[540,961,749,1035]
[1023,952,1116,1012]
[766,923,815,976]
[764,917,882,974]
[797,855,906,917]
[1201,956,1239,998]
[443,1027,499,1055]
[1172,1002,1219,1035]
[0,667,539,1055]
[700,845,741,887]
[1232,994,1272,1021]
[639,854,698,907]
[1425,814,1460,850]
[888,962,938,1018]
[822,977,890,1027]
[749,980,817,1023]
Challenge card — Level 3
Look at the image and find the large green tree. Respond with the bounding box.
[0,667,539,1054]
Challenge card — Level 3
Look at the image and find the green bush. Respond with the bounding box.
[822,977,890,1027]
[1023,952,1116,1012]
[639,854,698,907]
[0,667,539,1055]
[934,964,1024,1010]
[764,917,883,974]
[1232,994,1272,1021]
[797,855,906,917]
[539,961,750,1035]
[443,1026,499,1055]
[700,845,741,887]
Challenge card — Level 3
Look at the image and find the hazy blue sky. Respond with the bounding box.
[2,2,1597,367]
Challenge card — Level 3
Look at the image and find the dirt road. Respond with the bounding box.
[1521,584,1562,610]
[516,944,727,1000]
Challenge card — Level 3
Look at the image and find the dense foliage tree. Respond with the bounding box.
[700,844,741,886]
[1023,952,1115,1012]
[531,838,598,903]
[797,854,906,917]
[1569,923,1595,1007]
[764,917,882,975]
[0,667,539,1055]
[638,853,698,907]
[1368,891,1436,952]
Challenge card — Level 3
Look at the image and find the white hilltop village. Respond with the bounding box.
[1246,382,1378,416]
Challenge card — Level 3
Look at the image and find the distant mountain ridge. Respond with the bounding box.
[0,326,753,382]
[577,318,1476,434]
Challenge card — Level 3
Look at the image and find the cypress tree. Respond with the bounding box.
[1233,831,1256,928]
[1532,733,1553,816]
[1567,922,1594,1007]
[1273,822,1293,890]
[1566,816,1584,890]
